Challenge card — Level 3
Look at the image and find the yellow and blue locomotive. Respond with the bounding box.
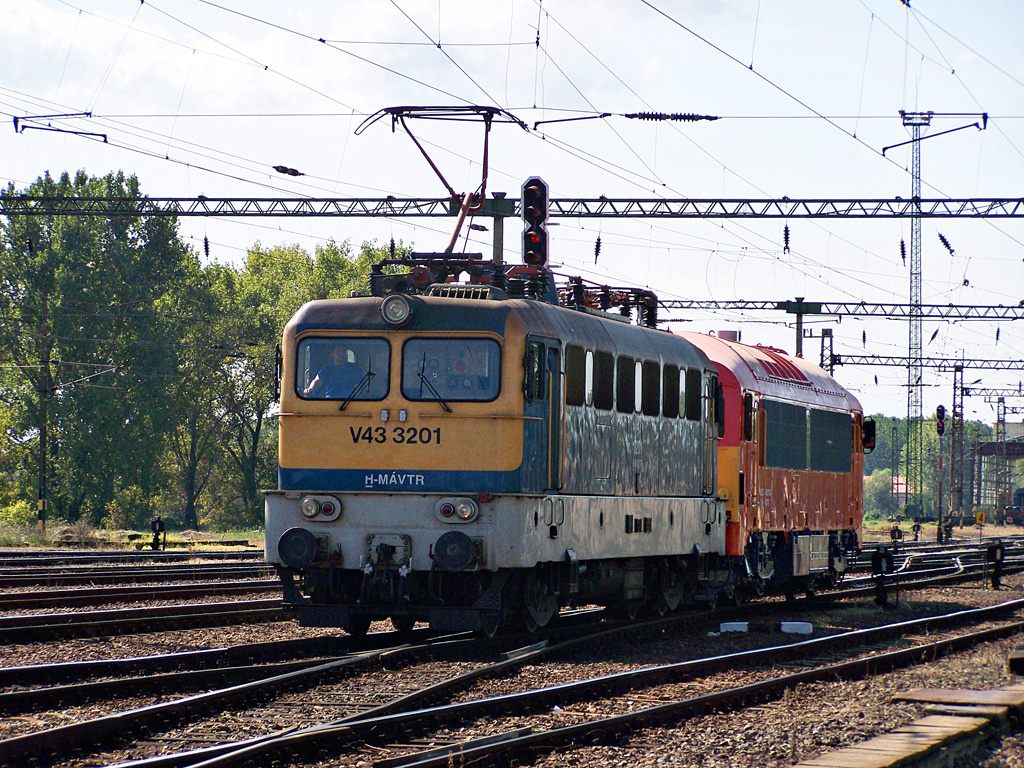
[265,265,868,636]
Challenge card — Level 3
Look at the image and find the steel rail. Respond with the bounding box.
[0,632,479,766]
[0,598,284,644]
[167,599,1024,768]
[382,616,1024,768]
[0,563,272,587]
[0,579,279,610]
[0,635,353,688]
[0,549,263,565]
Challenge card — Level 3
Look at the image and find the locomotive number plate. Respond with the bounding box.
[349,426,443,445]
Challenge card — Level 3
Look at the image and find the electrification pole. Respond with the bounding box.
[901,111,932,520]
[949,364,965,523]
[37,292,50,534]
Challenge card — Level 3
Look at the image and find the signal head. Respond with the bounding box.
[521,176,548,226]
[521,176,549,267]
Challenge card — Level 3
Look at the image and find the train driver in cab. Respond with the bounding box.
[303,343,362,399]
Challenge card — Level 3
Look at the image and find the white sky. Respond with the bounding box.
[2,0,1023,420]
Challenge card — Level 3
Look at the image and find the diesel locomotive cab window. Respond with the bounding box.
[297,337,390,401]
[401,338,501,402]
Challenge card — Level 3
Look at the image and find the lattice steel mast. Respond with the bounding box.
[903,110,932,518]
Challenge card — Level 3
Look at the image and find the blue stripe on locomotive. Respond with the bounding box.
[279,466,522,494]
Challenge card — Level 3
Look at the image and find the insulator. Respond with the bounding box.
[644,294,658,328]
[996,328,1000,343]
[390,238,396,259]
[624,112,715,122]
[27,237,33,254]
[938,233,954,254]
[204,235,209,258]
[491,267,507,292]
[783,225,790,254]
[594,236,602,263]
[862,330,866,347]
[571,277,585,306]
[598,287,611,310]
[900,239,907,265]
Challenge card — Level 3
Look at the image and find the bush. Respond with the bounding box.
[0,499,37,527]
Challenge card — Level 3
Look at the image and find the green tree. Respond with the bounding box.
[205,239,398,527]
[864,467,896,520]
[0,171,191,525]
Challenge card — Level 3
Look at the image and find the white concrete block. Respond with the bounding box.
[720,621,749,633]
[780,621,813,634]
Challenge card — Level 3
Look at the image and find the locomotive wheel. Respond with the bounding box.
[480,612,501,638]
[347,615,372,638]
[523,573,557,632]
[391,616,415,634]
[657,578,684,615]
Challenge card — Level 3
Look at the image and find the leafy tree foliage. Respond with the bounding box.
[861,412,994,520]
[0,171,394,531]
[1,171,191,526]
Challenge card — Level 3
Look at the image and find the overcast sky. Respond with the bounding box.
[2,0,1023,420]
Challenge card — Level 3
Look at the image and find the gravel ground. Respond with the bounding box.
[0,616,349,668]
[3,572,1023,767]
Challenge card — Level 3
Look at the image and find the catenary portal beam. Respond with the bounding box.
[1,197,1022,218]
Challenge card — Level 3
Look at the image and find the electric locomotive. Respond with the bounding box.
[266,268,733,636]
[265,262,869,635]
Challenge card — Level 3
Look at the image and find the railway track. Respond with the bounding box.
[0,598,285,644]
[0,579,280,610]
[0,549,264,567]
[1,595,1020,768]
[0,562,273,588]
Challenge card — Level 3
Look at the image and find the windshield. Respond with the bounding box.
[401,338,501,402]
[296,337,390,401]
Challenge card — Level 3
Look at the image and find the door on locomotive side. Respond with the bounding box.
[523,336,563,494]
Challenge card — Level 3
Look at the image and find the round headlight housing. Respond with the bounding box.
[380,294,413,326]
[300,497,321,519]
[455,499,478,521]
[439,502,455,517]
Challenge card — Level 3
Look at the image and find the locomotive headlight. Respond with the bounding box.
[439,502,456,517]
[300,497,321,519]
[455,499,478,521]
[380,294,413,326]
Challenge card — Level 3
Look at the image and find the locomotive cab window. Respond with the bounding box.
[402,338,501,402]
[523,340,546,401]
[297,337,390,401]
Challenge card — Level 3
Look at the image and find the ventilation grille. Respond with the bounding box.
[423,283,507,301]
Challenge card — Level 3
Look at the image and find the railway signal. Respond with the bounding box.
[935,404,946,435]
[522,177,549,267]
